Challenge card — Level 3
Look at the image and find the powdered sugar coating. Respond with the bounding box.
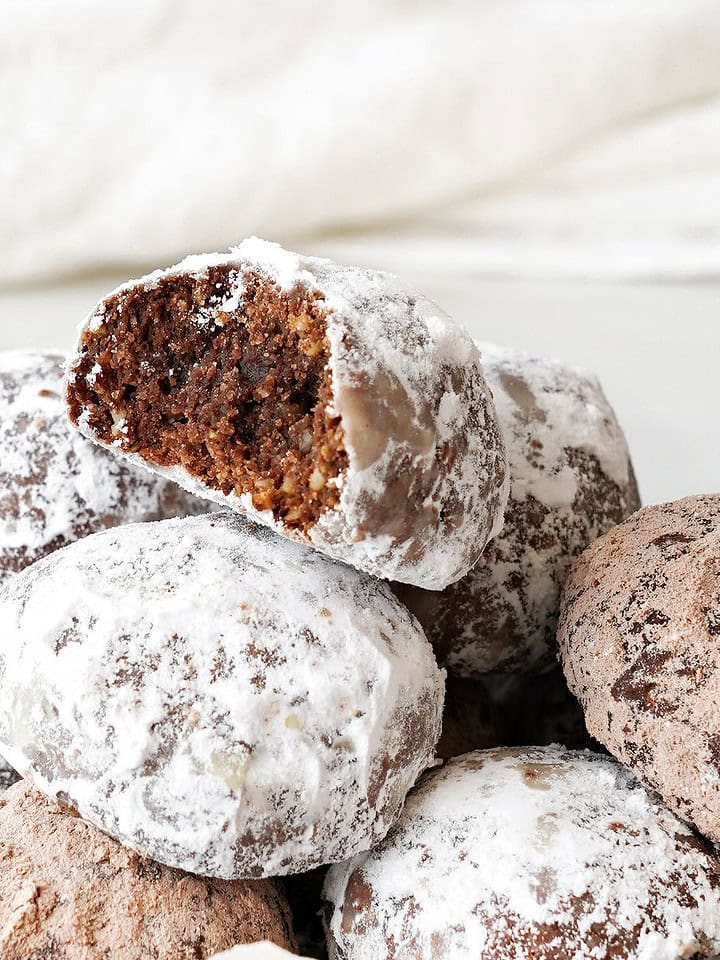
[397,344,639,674]
[324,747,720,960]
[67,239,509,590]
[211,947,306,960]
[0,350,210,584]
[0,512,444,879]
[559,494,720,843]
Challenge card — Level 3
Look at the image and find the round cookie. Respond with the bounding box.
[0,512,444,878]
[0,782,295,959]
[558,494,720,842]
[395,344,639,673]
[0,350,210,585]
[324,746,720,960]
[65,237,509,590]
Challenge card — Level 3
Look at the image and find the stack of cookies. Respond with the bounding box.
[0,239,718,960]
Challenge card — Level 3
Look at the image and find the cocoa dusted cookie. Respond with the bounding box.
[0,350,210,585]
[0,782,296,959]
[65,238,509,589]
[396,344,639,673]
[324,747,720,960]
[0,512,444,879]
[558,494,720,842]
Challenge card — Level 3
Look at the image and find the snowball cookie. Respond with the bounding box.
[0,782,296,960]
[558,494,720,843]
[395,344,639,673]
[324,747,720,960]
[0,350,209,585]
[0,512,444,879]
[65,238,509,589]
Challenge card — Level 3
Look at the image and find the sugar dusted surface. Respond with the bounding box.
[0,350,209,584]
[324,747,720,960]
[0,512,444,879]
[68,238,509,590]
[398,344,639,675]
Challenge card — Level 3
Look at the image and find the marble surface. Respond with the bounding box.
[0,274,716,507]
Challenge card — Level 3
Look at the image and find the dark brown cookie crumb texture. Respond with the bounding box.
[67,268,348,531]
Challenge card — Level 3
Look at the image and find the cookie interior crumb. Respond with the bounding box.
[68,267,347,531]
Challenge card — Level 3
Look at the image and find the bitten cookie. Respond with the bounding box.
[558,494,720,842]
[65,238,509,589]
[396,344,639,673]
[324,746,720,960]
[0,350,209,584]
[0,782,295,959]
[0,513,444,878]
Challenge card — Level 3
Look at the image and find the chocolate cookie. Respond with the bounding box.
[396,344,639,673]
[324,746,720,959]
[0,512,444,878]
[0,782,295,959]
[0,350,209,584]
[65,238,509,589]
[558,494,720,842]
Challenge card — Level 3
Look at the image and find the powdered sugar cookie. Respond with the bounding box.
[397,344,638,673]
[325,746,720,959]
[0,512,444,878]
[66,239,508,589]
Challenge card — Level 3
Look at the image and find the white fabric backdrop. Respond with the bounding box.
[2,0,720,284]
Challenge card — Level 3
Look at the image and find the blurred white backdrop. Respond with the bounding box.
[1,0,718,504]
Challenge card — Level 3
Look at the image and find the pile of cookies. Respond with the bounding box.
[0,238,718,960]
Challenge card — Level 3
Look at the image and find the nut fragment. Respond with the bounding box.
[309,469,325,492]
